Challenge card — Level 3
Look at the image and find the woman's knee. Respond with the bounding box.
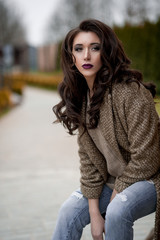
[57,191,90,227]
[105,193,132,225]
[57,197,78,222]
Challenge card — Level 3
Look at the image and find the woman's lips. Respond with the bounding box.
[82,64,93,69]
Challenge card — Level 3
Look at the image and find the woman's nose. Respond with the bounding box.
[84,49,91,60]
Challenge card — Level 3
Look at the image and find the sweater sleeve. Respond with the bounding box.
[114,82,160,192]
[78,129,107,199]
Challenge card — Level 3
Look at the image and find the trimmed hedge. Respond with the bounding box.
[0,74,25,114]
[4,73,63,90]
[114,19,160,94]
[0,88,11,111]
[4,74,25,95]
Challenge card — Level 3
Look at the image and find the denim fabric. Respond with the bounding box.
[52,181,156,240]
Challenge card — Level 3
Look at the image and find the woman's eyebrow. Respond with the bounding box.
[74,44,83,47]
[90,42,101,45]
[74,42,100,46]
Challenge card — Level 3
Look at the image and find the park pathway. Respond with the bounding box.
[0,86,154,240]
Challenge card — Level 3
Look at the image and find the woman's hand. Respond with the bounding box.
[88,199,105,240]
[110,188,118,202]
[90,212,105,240]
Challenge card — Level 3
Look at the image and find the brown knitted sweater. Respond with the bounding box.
[78,82,160,240]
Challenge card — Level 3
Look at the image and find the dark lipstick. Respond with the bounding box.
[82,64,93,69]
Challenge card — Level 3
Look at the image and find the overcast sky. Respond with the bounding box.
[4,0,160,46]
[5,0,60,46]
[5,0,126,46]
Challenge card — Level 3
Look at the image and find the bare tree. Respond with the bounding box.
[45,0,95,43]
[125,0,160,25]
[92,0,114,25]
[45,0,113,43]
[0,0,26,46]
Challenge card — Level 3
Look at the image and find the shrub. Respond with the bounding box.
[114,19,160,93]
[4,74,25,95]
[4,73,63,90]
[0,88,11,111]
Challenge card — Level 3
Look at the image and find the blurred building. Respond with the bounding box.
[0,43,58,73]
[28,46,38,72]
[38,44,58,72]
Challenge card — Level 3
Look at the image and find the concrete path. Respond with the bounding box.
[0,86,154,240]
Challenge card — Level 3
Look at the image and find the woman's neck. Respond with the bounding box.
[89,89,94,98]
[86,78,94,98]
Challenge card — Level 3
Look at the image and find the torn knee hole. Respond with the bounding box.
[117,192,128,202]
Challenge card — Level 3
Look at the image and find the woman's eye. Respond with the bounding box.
[91,46,100,51]
[74,47,83,52]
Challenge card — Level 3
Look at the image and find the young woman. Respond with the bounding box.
[52,19,160,240]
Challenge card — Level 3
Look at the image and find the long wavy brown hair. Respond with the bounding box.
[53,19,156,135]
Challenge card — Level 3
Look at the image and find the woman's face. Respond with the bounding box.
[72,31,102,85]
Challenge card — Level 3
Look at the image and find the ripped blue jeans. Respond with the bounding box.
[52,181,157,240]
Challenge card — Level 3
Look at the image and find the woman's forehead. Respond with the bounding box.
[73,31,100,46]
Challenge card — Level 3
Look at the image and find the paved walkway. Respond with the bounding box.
[0,87,154,240]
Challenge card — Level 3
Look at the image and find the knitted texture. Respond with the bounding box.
[78,82,160,240]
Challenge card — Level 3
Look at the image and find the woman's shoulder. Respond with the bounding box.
[113,81,143,94]
[112,81,153,102]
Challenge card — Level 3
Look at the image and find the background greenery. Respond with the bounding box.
[114,18,160,94]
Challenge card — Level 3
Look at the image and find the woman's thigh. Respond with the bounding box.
[106,180,157,222]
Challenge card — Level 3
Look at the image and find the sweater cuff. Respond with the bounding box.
[81,184,103,199]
